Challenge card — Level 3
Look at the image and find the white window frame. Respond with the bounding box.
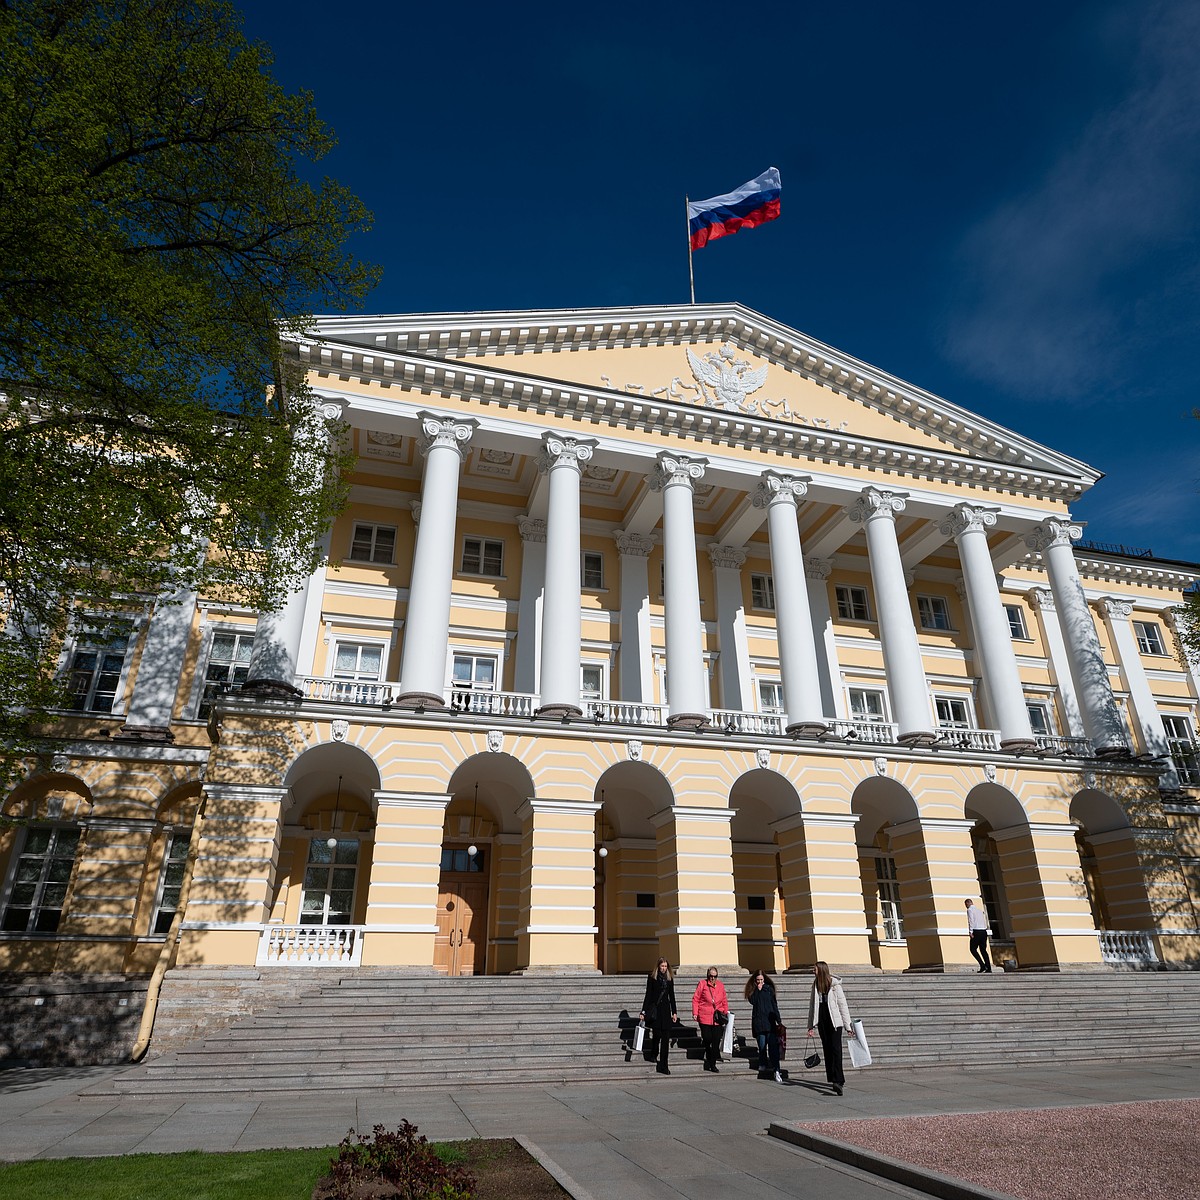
[835,585,871,622]
[874,855,904,942]
[460,536,505,578]
[451,651,498,693]
[934,695,973,728]
[758,679,785,714]
[581,551,605,591]
[151,828,191,935]
[1,824,82,934]
[1004,604,1029,639]
[348,522,396,564]
[330,638,387,683]
[848,687,888,722]
[1133,620,1166,656]
[750,573,776,611]
[63,622,134,715]
[197,627,255,718]
[917,594,953,632]
[298,836,360,927]
[580,662,606,701]
[1025,701,1054,737]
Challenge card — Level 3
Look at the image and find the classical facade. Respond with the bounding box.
[3,303,1199,981]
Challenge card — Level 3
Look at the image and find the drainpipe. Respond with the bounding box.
[131,794,207,1062]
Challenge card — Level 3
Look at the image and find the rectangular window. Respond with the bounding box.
[152,829,191,935]
[199,630,253,718]
[332,641,384,682]
[440,846,485,873]
[935,696,971,728]
[299,838,359,926]
[750,574,776,611]
[1,826,81,933]
[974,847,1007,940]
[848,688,886,721]
[874,855,904,942]
[452,654,497,692]
[580,665,604,701]
[917,594,953,631]
[1163,715,1200,786]
[348,523,396,564]
[460,536,504,577]
[67,630,130,713]
[758,680,784,713]
[582,551,605,590]
[1004,604,1029,639]
[1026,702,1053,737]
[746,895,767,911]
[1134,621,1166,656]
[635,893,655,908]
[835,585,871,622]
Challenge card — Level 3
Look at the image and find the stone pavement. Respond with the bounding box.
[1,1056,1198,1199]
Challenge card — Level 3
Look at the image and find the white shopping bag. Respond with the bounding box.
[721,1010,735,1056]
[848,1018,872,1068]
[633,1020,647,1052]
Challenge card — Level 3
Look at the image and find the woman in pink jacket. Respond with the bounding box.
[691,966,730,1073]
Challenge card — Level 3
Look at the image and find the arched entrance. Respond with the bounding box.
[1070,788,1153,944]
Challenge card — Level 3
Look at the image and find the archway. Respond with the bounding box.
[1069,788,1153,941]
[963,783,1028,951]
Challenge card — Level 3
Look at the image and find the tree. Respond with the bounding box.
[0,0,379,783]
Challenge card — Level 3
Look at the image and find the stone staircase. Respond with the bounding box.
[83,969,1200,1097]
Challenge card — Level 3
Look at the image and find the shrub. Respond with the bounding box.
[325,1121,476,1200]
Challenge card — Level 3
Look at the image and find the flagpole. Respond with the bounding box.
[685,195,695,304]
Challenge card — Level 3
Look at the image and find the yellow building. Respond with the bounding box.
[3,303,1199,984]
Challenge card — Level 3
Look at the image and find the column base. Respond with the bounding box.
[667,712,710,731]
[1094,744,1134,760]
[114,724,175,743]
[239,677,304,700]
[898,729,938,747]
[535,703,583,721]
[786,721,829,740]
[1000,737,1038,752]
[392,691,446,711]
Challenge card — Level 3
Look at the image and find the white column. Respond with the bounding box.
[847,487,934,740]
[1030,588,1087,738]
[942,504,1034,747]
[650,452,709,728]
[1100,598,1174,777]
[707,544,754,711]
[614,531,655,702]
[396,414,477,706]
[513,517,546,695]
[121,584,199,735]
[807,557,844,718]
[1026,519,1128,755]
[753,472,826,733]
[537,435,595,717]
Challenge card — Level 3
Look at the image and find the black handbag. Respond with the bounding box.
[714,1010,728,1027]
[803,1034,821,1070]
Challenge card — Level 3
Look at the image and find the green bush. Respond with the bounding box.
[326,1121,476,1200]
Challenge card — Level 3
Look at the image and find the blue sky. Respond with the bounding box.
[245,0,1200,563]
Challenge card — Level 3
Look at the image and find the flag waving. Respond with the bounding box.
[687,168,781,251]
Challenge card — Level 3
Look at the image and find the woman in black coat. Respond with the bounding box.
[639,958,679,1075]
[744,967,783,1083]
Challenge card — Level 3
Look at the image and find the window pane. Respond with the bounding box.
[372,527,395,562]
[475,658,495,685]
[334,841,359,865]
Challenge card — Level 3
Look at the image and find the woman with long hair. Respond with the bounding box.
[639,958,679,1075]
[744,967,783,1083]
[807,959,854,1095]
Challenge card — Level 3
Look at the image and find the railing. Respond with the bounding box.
[1097,929,1158,965]
[448,687,537,718]
[708,709,786,736]
[1035,734,1094,758]
[587,699,668,727]
[825,718,899,745]
[256,923,365,967]
[299,677,391,706]
[935,726,1001,752]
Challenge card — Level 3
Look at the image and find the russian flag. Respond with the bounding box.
[687,168,781,251]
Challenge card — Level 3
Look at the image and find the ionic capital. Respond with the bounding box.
[418,414,477,459]
[649,452,707,491]
[1101,597,1133,620]
[707,543,747,570]
[1025,517,1082,553]
[537,434,596,474]
[517,516,547,544]
[940,503,999,541]
[614,530,655,558]
[846,486,908,524]
[1031,587,1055,611]
[752,470,810,510]
[805,556,833,580]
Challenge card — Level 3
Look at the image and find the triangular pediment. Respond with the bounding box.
[306,302,1099,487]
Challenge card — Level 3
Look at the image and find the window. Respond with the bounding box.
[635,893,655,908]
[1134,620,1166,656]
[152,829,191,935]
[1004,604,1029,639]
[746,895,767,911]
[332,642,384,682]
[758,680,785,713]
[348,523,396,564]
[835,585,871,622]
[460,536,504,577]
[1163,715,1200,786]
[1026,702,1053,737]
[917,595,952,631]
[66,629,130,713]
[935,696,971,728]
[199,630,253,718]
[581,665,604,702]
[848,688,886,722]
[582,551,605,590]
[2,826,81,933]
[299,838,359,926]
[750,574,775,611]
[874,855,904,941]
[973,835,1008,940]
[452,654,496,692]
[440,846,485,872]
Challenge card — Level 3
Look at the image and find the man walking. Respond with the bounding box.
[965,898,992,973]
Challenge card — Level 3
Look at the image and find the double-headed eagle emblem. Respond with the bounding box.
[686,342,769,412]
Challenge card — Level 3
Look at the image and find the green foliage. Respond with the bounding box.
[1171,592,1200,669]
[326,1122,477,1200]
[0,0,378,781]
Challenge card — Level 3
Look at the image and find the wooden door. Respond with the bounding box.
[433,879,489,976]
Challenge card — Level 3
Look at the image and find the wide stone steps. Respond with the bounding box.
[83,969,1200,1097]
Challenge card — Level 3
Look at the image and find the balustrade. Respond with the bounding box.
[256,923,365,967]
[708,709,786,736]
[299,677,391,706]
[1035,734,1094,758]
[935,726,1001,752]
[825,718,899,745]
[447,687,537,718]
[1097,929,1158,965]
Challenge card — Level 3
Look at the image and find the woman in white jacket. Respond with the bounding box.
[807,960,853,1095]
